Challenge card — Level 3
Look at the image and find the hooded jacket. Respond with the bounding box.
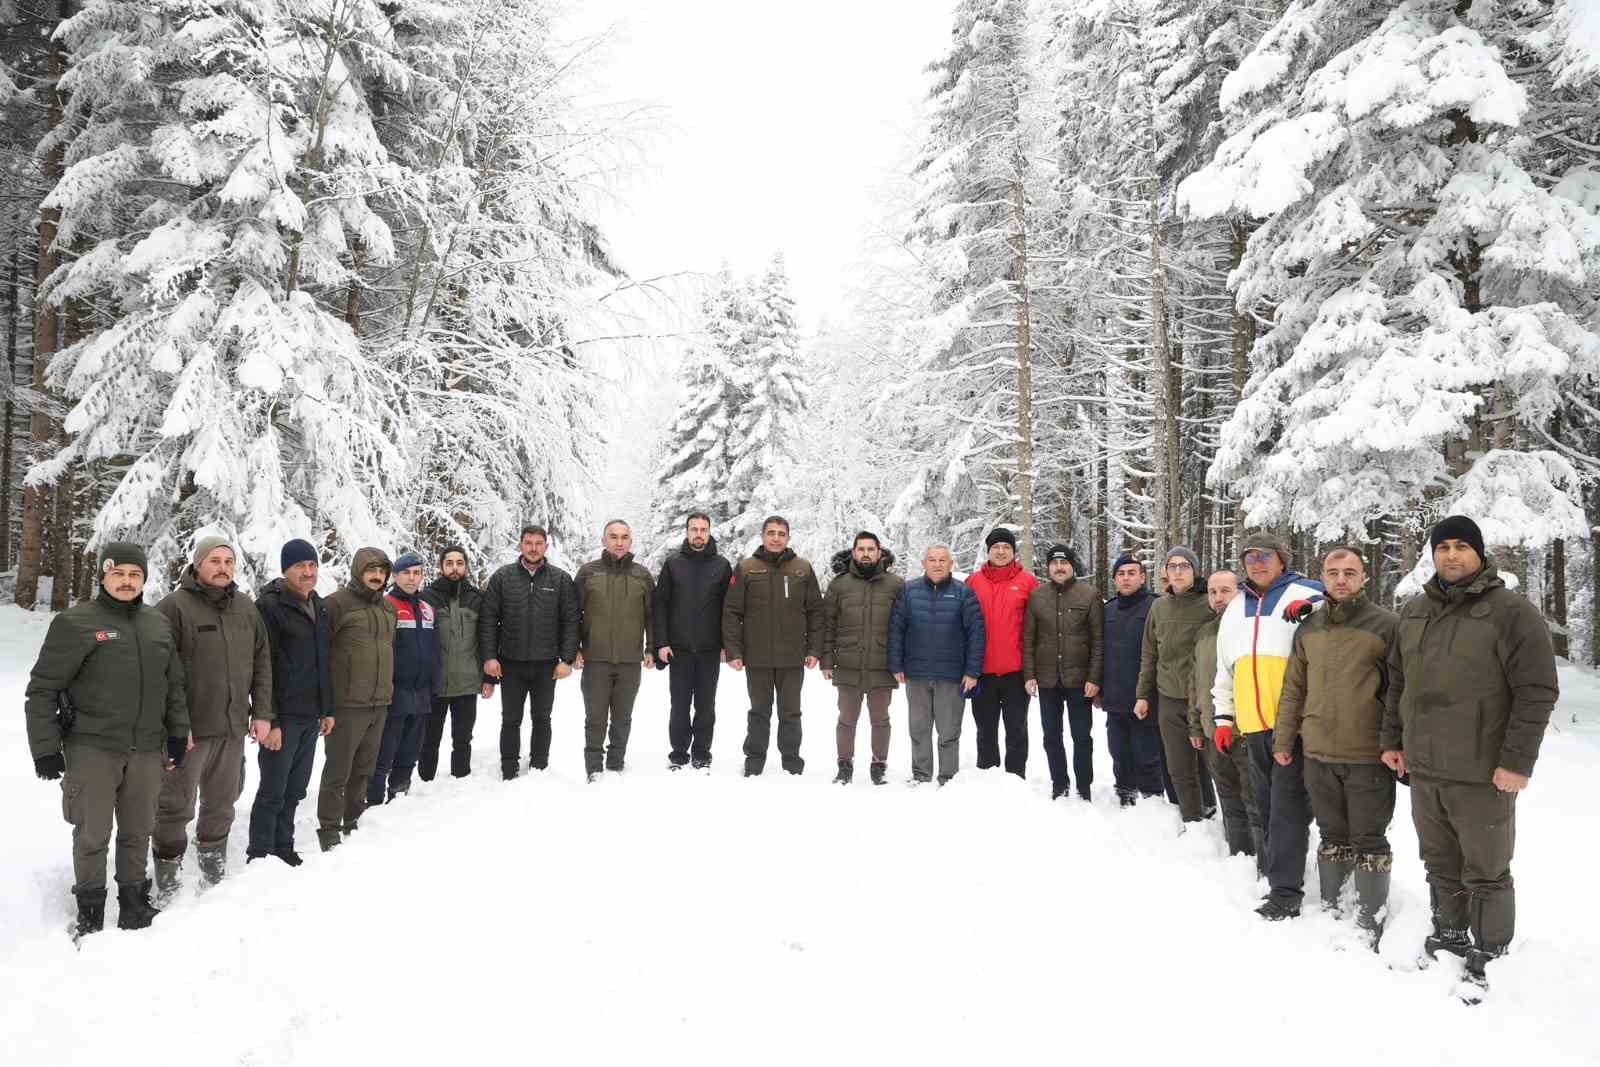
[422,575,487,699]
[25,588,190,759]
[1272,592,1397,763]
[326,547,399,710]
[155,566,273,734]
[1380,566,1558,783]
[256,577,334,720]
[966,560,1038,675]
[821,549,905,690]
[653,537,733,654]
[574,551,655,664]
[1212,570,1324,735]
[722,546,824,669]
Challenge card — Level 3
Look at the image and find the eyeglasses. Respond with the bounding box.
[1242,550,1277,565]
[1165,561,1192,572]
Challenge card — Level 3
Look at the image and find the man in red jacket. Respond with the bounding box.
[967,527,1039,776]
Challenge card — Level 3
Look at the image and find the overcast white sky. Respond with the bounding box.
[566,1,952,330]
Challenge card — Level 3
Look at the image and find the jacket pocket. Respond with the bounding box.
[61,777,82,826]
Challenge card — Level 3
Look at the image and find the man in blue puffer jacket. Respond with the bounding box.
[371,553,443,804]
[888,545,985,785]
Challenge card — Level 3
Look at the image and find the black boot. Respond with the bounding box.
[502,759,519,781]
[1316,843,1355,914]
[153,855,182,903]
[870,761,887,786]
[274,848,305,867]
[316,828,341,853]
[1354,852,1392,948]
[116,879,160,930]
[1425,885,1471,959]
[196,842,227,887]
[73,887,107,938]
[833,759,853,785]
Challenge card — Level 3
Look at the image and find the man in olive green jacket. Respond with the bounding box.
[575,520,655,779]
[723,515,824,776]
[1189,569,1258,857]
[420,545,486,780]
[1023,544,1103,800]
[1134,546,1217,823]
[152,535,273,891]
[25,542,189,936]
[1382,516,1558,992]
[1273,546,1398,944]
[316,547,397,850]
[821,532,904,785]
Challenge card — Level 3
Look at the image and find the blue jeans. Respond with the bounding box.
[1106,710,1164,799]
[370,688,430,804]
[248,716,320,854]
[1039,686,1093,797]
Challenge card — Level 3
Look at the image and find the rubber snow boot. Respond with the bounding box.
[196,842,227,887]
[833,759,853,785]
[1317,843,1356,914]
[316,829,342,853]
[870,761,887,786]
[73,887,107,939]
[1424,885,1471,960]
[153,855,182,903]
[1353,852,1392,948]
[116,879,160,930]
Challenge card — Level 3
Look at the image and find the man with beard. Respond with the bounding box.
[1101,553,1162,805]
[1023,544,1103,800]
[654,513,731,770]
[420,545,486,780]
[480,526,579,778]
[822,532,904,785]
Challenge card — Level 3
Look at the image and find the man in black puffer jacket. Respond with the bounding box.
[653,512,731,770]
[479,525,579,778]
[249,539,334,866]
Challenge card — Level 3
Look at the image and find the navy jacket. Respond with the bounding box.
[888,575,986,683]
[1102,590,1156,714]
[255,578,333,720]
[387,586,443,700]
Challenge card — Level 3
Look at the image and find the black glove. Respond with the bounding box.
[167,736,187,768]
[34,753,65,780]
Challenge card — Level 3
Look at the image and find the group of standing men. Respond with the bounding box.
[24,512,1558,998]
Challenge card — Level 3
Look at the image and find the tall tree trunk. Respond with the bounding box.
[15,20,66,609]
[1228,219,1253,551]
[345,237,365,331]
[1,232,18,572]
[49,456,72,609]
[1551,538,1569,659]
[1150,190,1179,564]
[1010,172,1035,571]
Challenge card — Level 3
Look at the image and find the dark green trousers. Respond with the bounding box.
[1306,758,1395,856]
[1411,774,1517,952]
[62,742,163,891]
[581,661,642,774]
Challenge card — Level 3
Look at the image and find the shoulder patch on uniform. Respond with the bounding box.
[1470,603,1492,618]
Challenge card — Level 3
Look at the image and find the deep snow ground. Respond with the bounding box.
[1,603,1598,1066]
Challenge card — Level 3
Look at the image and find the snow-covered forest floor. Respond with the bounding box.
[1,602,1597,1066]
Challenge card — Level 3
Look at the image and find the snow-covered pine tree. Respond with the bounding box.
[724,255,807,550]
[30,0,411,591]
[1179,0,1600,594]
[889,0,1045,568]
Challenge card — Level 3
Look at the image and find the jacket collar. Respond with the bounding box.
[1324,591,1366,623]
[754,546,795,566]
[1426,564,1502,605]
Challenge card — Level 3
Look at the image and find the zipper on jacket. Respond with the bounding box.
[133,613,145,751]
[215,595,233,722]
[1249,600,1264,732]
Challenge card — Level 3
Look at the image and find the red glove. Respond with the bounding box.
[1214,723,1234,753]
[1282,599,1315,622]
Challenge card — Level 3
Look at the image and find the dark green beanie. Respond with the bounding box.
[98,541,149,579]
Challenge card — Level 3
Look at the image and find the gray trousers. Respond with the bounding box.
[581,661,643,774]
[154,734,245,859]
[62,743,163,891]
[906,678,963,780]
[836,686,892,762]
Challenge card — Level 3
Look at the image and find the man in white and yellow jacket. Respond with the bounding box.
[1213,532,1323,920]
